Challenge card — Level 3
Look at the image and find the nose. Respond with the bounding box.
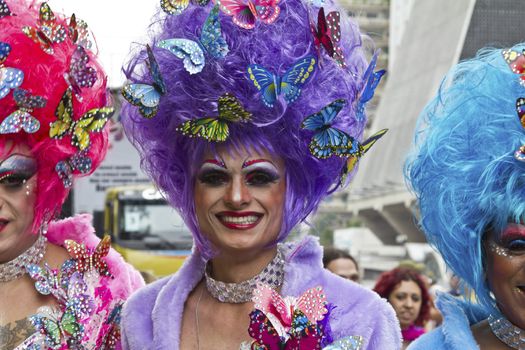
[404,298,414,309]
[223,176,251,209]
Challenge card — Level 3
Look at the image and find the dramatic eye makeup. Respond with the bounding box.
[197,159,229,186]
[242,159,280,186]
[0,154,37,187]
[498,224,525,252]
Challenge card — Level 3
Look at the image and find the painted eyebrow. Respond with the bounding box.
[242,158,276,169]
[202,158,227,168]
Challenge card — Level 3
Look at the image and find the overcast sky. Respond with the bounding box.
[48,0,159,88]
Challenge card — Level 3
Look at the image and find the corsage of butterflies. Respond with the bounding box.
[157,5,229,75]
[56,150,92,188]
[22,2,67,55]
[248,284,328,349]
[503,48,525,86]
[160,0,210,15]
[122,45,166,119]
[216,0,280,30]
[355,51,385,122]
[0,42,24,100]
[65,235,112,277]
[0,88,46,134]
[177,92,252,141]
[247,55,317,108]
[310,8,346,68]
[64,45,98,101]
[514,97,525,162]
[49,88,114,151]
[0,0,12,19]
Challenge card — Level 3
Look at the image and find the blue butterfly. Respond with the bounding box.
[355,51,385,121]
[0,89,46,134]
[157,5,229,74]
[301,99,355,159]
[0,42,24,100]
[247,55,317,108]
[122,45,166,119]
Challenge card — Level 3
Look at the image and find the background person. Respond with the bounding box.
[323,246,360,282]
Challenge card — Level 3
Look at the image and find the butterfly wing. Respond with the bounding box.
[216,0,256,29]
[200,5,230,59]
[281,55,317,105]
[323,336,364,350]
[49,89,74,139]
[0,110,40,134]
[503,48,525,86]
[517,97,525,128]
[92,235,112,276]
[217,93,252,122]
[247,64,278,107]
[68,45,97,99]
[60,310,82,338]
[311,8,334,57]
[248,309,282,349]
[295,286,327,323]
[0,42,11,64]
[253,0,280,25]
[158,38,205,74]
[122,84,161,119]
[71,107,113,151]
[13,88,47,109]
[67,272,95,318]
[0,67,24,99]
[0,0,12,18]
[161,0,190,15]
[355,51,385,121]
[177,117,227,142]
[65,239,90,273]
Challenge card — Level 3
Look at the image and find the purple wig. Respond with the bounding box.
[121,0,373,259]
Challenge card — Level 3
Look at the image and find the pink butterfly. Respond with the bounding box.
[252,283,328,340]
[64,45,97,101]
[215,0,280,30]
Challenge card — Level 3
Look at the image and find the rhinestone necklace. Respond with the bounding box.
[204,246,285,303]
[488,314,525,349]
[0,234,46,283]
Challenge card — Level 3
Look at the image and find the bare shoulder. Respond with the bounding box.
[471,319,507,350]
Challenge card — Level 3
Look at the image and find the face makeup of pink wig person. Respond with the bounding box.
[484,223,525,329]
[0,140,38,263]
[194,147,286,256]
[388,280,423,330]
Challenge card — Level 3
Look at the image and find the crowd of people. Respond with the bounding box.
[1,0,524,349]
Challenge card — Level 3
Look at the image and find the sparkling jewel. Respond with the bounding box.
[489,314,525,349]
[205,246,285,303]
[0,234,46,282]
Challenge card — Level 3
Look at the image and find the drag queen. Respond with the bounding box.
[120,0,400,348]
[406,44,525,349]
[0,1,143,349]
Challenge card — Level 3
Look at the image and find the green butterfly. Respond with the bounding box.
[176,93,252,142]
[30,308,82,348]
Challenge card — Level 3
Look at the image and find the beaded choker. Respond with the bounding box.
[489,314,525,349]
[0,234,46,283]
[204,246,285,303]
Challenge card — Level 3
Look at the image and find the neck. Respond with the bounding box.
[0,233,38,264]
[209,246,278,283]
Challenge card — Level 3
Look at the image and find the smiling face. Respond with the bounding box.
[388,280,423,330]
[484,224,525,329]
[193,147,286,256]
[0,140,38,263]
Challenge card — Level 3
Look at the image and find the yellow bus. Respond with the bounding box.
[104,185,192,279]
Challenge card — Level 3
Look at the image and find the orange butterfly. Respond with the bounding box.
[65,235,112,277]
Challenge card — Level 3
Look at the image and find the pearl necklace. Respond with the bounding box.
[204,246,285,303]
[0,234,46,282]
[489,314,525,349]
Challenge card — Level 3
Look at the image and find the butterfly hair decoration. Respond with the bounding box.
[0,89,46,134]
[160,0,210,15]
[22,3,67,55]
[216,0,280,30]
[157,5,229,75]
[248,284,327,348]
[503,48,525,86]
[310,8,346,68]
[64,45,98,101]
[339,128,387,186]
[49,88,113,151]
[30,306,84,349]
[177,92,252,142]
[0,0,12,19]
[67,14,94,51]
[301,99,355,159]
[514,97,525,162]
[355,51,385,121]
[65,235,112,277]
[122,45,166,119]
[56,150,93,188]
[0,42,24,100]
[247,55,317,108]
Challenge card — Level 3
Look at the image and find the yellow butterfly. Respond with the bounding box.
[49,88,113,151]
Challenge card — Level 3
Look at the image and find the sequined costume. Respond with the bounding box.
[121,236,401,349]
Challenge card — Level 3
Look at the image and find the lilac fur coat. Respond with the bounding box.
[121,236,402,349]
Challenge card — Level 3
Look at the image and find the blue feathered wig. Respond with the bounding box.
[405,44,525,311]
[121,0,378,259]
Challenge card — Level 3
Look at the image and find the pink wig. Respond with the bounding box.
[0,0,110,232]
